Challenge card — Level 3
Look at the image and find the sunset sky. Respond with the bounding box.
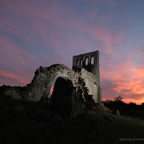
[0,0,144,104]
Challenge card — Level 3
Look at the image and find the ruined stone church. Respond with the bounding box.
[4,50,102,117]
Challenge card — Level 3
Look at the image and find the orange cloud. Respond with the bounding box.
[123,98,144,105]
[101,56,144,104]
[102,97,144,105]
[111,67,144,96]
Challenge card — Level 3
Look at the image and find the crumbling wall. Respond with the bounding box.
[72,50,102,103]
[80,68,98,102]
[25,64,80,101]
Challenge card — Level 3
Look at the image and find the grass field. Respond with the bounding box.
[0,94,144,144]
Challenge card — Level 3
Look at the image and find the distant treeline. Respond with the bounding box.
[103,96,144,110]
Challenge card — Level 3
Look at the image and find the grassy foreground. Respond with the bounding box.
[0,95,144,144]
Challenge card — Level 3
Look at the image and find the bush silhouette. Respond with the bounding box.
[104,95,126,109]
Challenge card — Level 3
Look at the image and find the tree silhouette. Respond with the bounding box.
[113,95,122,102]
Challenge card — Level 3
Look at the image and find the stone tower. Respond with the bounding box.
[72,50,101,103]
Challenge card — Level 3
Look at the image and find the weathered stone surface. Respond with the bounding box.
[95,103,110,112]
[4,89,22,100]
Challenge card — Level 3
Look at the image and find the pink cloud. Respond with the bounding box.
[53,16,126,54]
[101,57,144,104]
[0,36,38,68]
[0,70,29,86]
[1,0,125,57]
[0,0,56,42]
[111,66,144,96]
[0,36,41,86]
[1,0,54,19]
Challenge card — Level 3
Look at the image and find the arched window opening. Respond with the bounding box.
[76,59,79,67]
[80,59,83,66]
[91,56,94,65]
[85,57,88,65]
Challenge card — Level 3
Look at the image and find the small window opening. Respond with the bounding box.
[91,56,94,64]
[85,57,88,65]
